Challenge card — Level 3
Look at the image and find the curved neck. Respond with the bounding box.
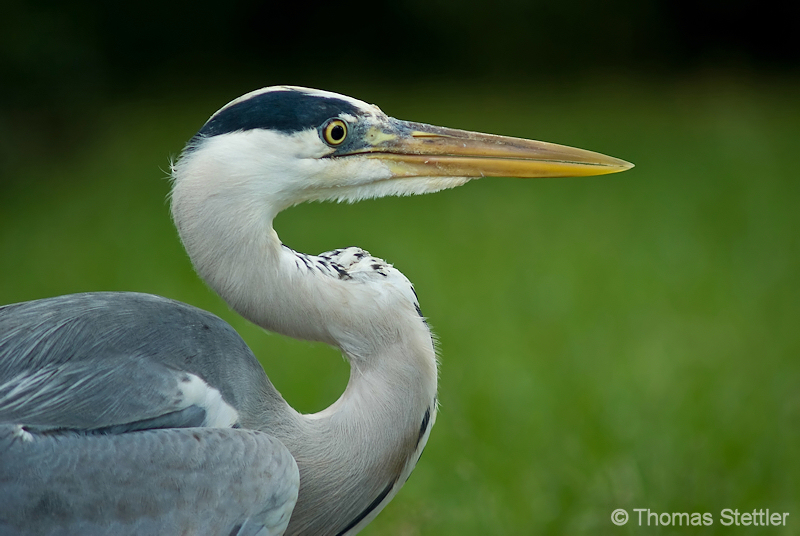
[171,173,438,535]
[277,336,437,535]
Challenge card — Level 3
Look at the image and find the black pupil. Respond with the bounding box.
[330,124,345,141]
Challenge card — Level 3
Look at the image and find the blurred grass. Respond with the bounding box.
[1,76,798,534]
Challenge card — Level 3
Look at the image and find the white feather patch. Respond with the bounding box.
[179,374,240,428]
[10,424,34,443]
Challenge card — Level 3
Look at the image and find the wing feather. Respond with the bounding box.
[0,425,299,536]
[0,292,296,534]
[0,293,273,431]
[0,355,202,430]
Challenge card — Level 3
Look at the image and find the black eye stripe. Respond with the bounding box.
[196,90,362,138]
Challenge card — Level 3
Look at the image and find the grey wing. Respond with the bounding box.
[0,293,298,535]
[0,353,221,432]
[0,292,274,431]
[0,425,299,536]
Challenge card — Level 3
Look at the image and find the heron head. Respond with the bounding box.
[172,86,633,218]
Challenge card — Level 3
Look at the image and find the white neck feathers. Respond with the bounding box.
[171,130,439,535]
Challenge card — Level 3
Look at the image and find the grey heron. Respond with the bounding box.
[0,86,632,535]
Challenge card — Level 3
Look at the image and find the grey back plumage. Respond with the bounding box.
[1,293,264,423]
[0,292,299,535]
[0,425,297,535]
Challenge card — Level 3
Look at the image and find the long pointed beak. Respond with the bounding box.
[355,119,633,179]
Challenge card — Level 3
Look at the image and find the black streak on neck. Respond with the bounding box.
[416,406,431,449]
[335,480,395,536]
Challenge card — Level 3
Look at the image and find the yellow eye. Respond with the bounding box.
[322,119,348,145]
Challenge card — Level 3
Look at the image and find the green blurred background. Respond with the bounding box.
[1,1,798,534]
